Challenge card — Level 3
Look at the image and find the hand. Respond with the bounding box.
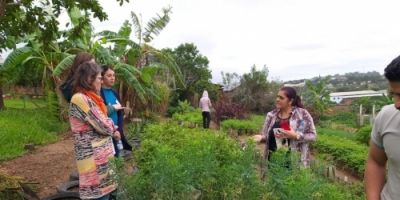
[252,134,265,143]
[113,131,121,140]
[281,128,300,140]
[112,103,123,110]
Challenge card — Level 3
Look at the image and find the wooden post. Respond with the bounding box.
[359,104,363,126]
[372,104,376,125]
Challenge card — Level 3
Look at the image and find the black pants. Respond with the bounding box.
[202,111,211,128]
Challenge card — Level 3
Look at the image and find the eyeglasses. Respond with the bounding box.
[96,76,103,81]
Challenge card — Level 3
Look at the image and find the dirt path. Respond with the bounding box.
[0,133,75,199]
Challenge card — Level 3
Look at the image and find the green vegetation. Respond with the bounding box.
[0,99,66,161]
[355,125,372,146]
[220,115,265,135]
[312,133,368,176]
[267,150,364,200]
[172,110,203,127]
[317,127,356,140]
[118,123,266,199]
[320,111,357,128]
[4,97,46,109]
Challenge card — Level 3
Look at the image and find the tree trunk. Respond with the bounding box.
[0,84,4,110]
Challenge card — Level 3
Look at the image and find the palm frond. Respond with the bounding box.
[113,21,132,57]
[95,30,118,39]
[114,63,147,103]
[146,47,185,88]
[53,54,75,76]
[130,11,142,42]
[2,47,33,70]
[143,6,172,43]
[140,64,160,85]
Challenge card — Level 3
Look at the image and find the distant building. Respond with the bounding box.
[330,90,387,104]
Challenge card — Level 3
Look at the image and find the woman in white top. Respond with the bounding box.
[199,90,212,128]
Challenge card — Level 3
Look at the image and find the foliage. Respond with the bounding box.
[0,100,67,160]
[267,150,364,200]
[0,0,128,51]
[213,96,248,123]
[316,127,356,141]
[319,111,357,128]
[351,96,392,114]
[172,110,203,127]
[311,133,368,176]
[233,65,278,113]
[303,78,331,121]
[119,123,266,199]
[163,43,215,106]
[220,115,265,135]
[355,125,372,146]
[167,100,195,116]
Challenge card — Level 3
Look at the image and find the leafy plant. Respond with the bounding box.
[355,125,372,146]
[119,123,266,199]
[311,134,368,176]
[267,150,364,200]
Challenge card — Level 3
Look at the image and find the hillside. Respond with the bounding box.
[285,71,387,92]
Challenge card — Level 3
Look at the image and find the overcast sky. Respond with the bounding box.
[64,0,400,83]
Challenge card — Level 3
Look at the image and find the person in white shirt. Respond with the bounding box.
[199,90,212,128]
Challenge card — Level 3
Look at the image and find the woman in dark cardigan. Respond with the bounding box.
[100,65,132,156]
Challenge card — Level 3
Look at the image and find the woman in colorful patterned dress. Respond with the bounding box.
[69,62,120,200]
[255,86,316,167]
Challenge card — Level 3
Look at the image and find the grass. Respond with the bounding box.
[317,127,356,140]
[4,97,47,109]
[0,99,66,161]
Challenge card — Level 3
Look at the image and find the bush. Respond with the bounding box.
[311,134,368,176]
[355,125,372,145]
[172,110,203,127]
[220,115,265,135]
[119,123,266,199]
[213,96,248,123]
[167,100,195,117]
[267,150,364,200]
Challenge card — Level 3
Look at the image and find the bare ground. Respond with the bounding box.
[0,133,75,199]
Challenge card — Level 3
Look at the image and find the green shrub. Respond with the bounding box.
[267,150,364,200]
[317,127,356,140]
[167,100,195,116]
[220,115,265,135]
[311,134,368,176]
[355,125,372,145]
[320,112,357,128]
[119,123,266,199]
[172,110,203,127]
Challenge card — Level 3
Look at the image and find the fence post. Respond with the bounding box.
[359,104,363,126]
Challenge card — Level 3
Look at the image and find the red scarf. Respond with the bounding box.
[82,90,107,116]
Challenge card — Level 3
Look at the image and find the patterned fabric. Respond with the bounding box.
[69,93,118,199]
[262,107,317,166]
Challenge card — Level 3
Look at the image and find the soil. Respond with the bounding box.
[0,133,75,199]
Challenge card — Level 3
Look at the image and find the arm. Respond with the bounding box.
[297,110,316,142]
[71,94,117,136]
[365,142,387,200]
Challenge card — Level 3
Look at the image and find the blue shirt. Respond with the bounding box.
[102,88,118,124]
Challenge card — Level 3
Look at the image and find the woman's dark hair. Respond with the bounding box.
[66,52,95,81]
[101,64,114,76]
[73,62,102,92]
[280,86,303,108]
[384,55,400,82]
